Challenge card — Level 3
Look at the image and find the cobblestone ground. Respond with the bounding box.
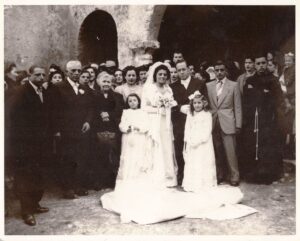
[4,162,295,235]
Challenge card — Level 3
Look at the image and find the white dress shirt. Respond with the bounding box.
[67,77,79,95]
[179,76,192,113]
[216,77,226,97]
[180,76,191,89]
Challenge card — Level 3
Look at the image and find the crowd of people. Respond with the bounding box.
[4,49,295,226]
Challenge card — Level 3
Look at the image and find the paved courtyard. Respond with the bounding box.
[4,162,296,236]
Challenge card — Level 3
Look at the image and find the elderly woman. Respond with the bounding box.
[114,66,142,101]
[92,71,125,190]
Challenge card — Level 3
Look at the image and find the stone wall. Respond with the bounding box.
[5,6,52,70]
[4,5,166,70]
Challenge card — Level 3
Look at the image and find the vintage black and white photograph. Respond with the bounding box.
[3,2,296,237]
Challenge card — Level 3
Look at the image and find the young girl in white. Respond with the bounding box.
[116,93,149,187]
[182,91,217,192]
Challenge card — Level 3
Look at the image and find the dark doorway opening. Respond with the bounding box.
[78,10,118,65]
[155,6,295,67]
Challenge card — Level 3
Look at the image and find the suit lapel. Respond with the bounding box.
[186,77,194,95]
[26,83,44,105]
[217,80,229,107]
[65,80,79,97]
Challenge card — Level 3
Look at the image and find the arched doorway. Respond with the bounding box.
[155,6,295,66]
[78,10,118,65]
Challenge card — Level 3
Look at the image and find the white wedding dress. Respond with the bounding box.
[141,83,178,187]
[100,62,257,224]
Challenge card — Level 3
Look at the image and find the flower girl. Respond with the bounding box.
[182,91,217,192]
[116,93,149,187]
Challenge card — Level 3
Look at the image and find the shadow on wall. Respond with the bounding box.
[155,5,295,66]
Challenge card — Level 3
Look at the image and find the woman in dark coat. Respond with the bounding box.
[91,70,124,190]
[277,52,295,159]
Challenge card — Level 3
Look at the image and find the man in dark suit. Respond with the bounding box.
[170,60,208,185]
[54,60,93,199]
[10,65,51,226]
[206,60,242,186]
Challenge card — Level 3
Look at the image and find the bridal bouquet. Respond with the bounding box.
[155,94,177,109]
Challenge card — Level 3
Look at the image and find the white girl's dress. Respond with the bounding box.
[182,111,217,192]
[116,109,149,186]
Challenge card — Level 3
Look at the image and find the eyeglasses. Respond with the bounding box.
[34,73,46,77]
[70,69,81,73]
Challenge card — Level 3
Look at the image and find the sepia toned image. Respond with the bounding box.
[3,4,295,236]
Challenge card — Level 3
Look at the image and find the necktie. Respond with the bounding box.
[37,87,43,103]
[216,80,223,99]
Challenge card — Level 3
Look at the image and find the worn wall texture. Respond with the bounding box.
[4,5,166,70]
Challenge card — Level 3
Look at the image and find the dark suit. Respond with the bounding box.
[5,77,20,176]
[55,79,93,192]
[10,82,52,215]
[170,77,207,184]
[207,78,242,183]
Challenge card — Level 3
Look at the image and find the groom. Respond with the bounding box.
[170,60,208,185]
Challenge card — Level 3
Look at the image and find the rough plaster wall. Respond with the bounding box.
[4,5,165,70]
[4,5,76,71]
[46,5,77,70]
[4,6,50,70]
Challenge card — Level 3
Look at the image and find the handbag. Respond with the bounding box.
[96,131,116,146]
[96,131,119,168]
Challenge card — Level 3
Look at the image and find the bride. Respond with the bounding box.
[141,62,178,188]
[100,62,252,224]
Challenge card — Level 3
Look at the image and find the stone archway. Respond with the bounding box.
[78,10,118,65]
